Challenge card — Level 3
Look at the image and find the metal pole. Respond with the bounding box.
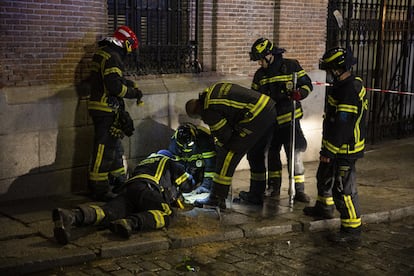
[289,73,297,207]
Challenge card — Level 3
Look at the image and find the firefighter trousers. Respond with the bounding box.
[316,158,362,233]
[212,104,277,199]
[89,115,126,199]
[99,182,173,231]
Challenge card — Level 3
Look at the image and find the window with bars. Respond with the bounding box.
[107,0,200,75]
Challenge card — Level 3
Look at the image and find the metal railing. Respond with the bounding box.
[107,0,200,75]
[327,0,413,143]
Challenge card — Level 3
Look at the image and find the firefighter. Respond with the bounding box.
[87,26,143,201]
[52,150,195,245]
[304,47,367,246]
[239,38,313,205]
[168,122,217,194]
[185,82,277,209]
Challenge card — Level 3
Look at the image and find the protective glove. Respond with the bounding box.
[289,89,302,101]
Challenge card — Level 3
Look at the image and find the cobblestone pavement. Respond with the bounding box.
[33,216,414,276]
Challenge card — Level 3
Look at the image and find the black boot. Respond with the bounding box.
[52,208,83,245]
[109,218,140,239]
[303,202,334,219]
[238,191,263,205]
[239,179,265,204]
[294,182,310,203]
[194,183,228,210]
[328,227,362,248]
[52,205,101,245]
[294,191,310,203]
[268,178,281,197]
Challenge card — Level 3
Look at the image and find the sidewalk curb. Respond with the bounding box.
[2,206,413,275]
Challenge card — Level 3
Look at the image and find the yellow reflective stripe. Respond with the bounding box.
[104,67,122,77]
[344,194,357,220]
[337,104,358,114]
[251,83,259,90]
[89,205,106,224]
[341,217,362,228]
[149,210,166,229]
[213,174,232,185]
[175,172,190,185]
[259,70,307,86]
[128,157,168,184]
[268,170,282,178]
[301,84,312,93]
[294,174,305,183]
[210,118,227,132]
[240,94,270,123]
[179,154,202,162]
[327,95,337,107]
[87,101,114,112]
[111,167,126,177]
[221,151,234,177]
[118,84,128,98]
[317,195,335,206]
[277,107,303,124]
[204,172,215,178]
[201,151,216,159]
[322,139,365,155]
[208,98,251,109]
[96,49,110,59]
[92,144,105,174]
[89,171,109,181]
[162,203,172,215]
[324,51,344,63]
[251,172,266,181]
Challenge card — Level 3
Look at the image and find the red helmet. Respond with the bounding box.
[113,26,139,53]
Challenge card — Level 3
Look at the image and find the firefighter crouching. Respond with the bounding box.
[185,82,277,209]
[87,26,143,201]
[52,150,195,245]
[167,122,217,194]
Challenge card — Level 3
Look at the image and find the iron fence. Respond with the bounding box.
[107,0,200,75]
[327,0,413,143]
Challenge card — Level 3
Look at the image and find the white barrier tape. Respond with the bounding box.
[312,81,414,96]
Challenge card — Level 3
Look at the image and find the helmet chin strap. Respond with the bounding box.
[264,55,274,66]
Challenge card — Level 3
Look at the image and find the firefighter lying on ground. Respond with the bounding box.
[185,82,277,210]
[52,150,195,245]
[167,122,217,194]
[87,25,143,201]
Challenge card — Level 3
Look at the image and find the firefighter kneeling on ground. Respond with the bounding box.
[52,150,195,245]
[167,122,217,194]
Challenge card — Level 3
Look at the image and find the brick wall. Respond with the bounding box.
[200,0,328,76]
[0,0,107,88]
[275,0,328,71]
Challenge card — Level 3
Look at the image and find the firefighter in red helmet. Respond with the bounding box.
[87,26,143,201]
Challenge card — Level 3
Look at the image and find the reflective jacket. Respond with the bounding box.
[321,75,368,159]
[168,126,216,184]
[88,41,139,116]
[126,153,195,206]
[199,82,276,148]
[251,58,313,126]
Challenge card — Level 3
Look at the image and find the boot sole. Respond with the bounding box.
[52,208,70,245]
